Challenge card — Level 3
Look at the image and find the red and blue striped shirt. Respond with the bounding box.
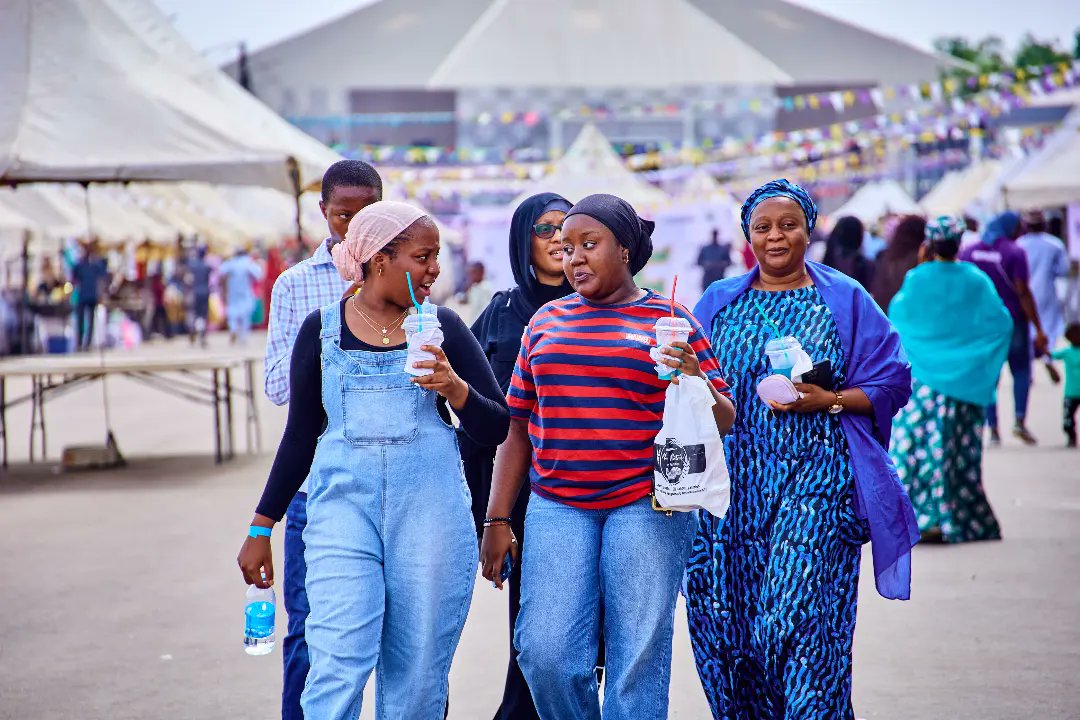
[507,290,730,509]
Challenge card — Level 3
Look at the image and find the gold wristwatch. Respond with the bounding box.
[827,390,844,415]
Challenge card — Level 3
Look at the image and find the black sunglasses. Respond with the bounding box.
[532,222,563,240]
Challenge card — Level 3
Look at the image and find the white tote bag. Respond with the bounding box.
[652,375,731,518]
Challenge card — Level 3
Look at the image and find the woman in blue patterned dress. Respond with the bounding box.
[688,180,918,719]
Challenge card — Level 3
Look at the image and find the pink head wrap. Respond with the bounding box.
[331,200,429,283]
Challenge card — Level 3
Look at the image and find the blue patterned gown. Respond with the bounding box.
[686,286,870,720]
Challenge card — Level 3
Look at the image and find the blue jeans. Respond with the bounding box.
[282,492,309,720]
[301,301,476,720]
[987,318,1032,428]
[76,301,97,349]
[514,493,693,720]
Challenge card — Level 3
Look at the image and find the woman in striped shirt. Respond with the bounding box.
[480,194,735,718]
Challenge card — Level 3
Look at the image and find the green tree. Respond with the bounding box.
[1014,34,1071,70]
[934,35,1009,76]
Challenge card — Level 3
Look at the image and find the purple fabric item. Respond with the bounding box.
[960,237,1030,321]
[695,261,918,600]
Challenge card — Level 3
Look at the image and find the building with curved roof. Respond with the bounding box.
[230,0,955,153]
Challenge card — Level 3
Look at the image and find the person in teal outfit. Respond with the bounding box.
[888,216,1012,543]
[1051,323,1080,447]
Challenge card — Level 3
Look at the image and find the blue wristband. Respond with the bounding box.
[248,525,272,539]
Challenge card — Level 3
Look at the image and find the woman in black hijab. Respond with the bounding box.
[464,192,573,720]
[823,215,875,289]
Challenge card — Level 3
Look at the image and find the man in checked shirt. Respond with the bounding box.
[263,159,382,720]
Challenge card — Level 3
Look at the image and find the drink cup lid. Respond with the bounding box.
[764,336,800,353]
[403,312,441,328]
[655,316,692,328]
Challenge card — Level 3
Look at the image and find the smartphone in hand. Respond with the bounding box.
[796,360,834,390]
[500,552,514,583]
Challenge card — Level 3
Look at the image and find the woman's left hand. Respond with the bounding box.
[660,341,701,385]
[767,383,835,413]
[411,345,470,409]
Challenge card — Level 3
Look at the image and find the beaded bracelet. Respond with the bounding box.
[483,517,512,527]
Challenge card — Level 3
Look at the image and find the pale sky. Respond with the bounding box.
[154,0,1080,64]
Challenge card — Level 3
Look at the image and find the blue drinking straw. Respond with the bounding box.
[752,297,791,366]
[405,271,423,330]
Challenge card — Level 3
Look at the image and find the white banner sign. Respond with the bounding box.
[1068,203,1080,261]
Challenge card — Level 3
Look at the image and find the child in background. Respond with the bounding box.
[1053,323,1080,448]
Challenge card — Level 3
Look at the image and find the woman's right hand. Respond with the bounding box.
[480,523,519,590]
[237,534,274,589]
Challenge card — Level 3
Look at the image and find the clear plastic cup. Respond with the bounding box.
[654,316,693,380]
[764,336,803,378]
[403,304,443,377]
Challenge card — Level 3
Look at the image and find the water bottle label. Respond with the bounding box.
[244,602,275,640]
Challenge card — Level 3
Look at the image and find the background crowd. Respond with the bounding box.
[699,207,1079,450]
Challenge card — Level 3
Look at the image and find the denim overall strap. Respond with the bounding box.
[319,298,342,348]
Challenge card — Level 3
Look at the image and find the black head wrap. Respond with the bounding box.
[564,194,655,274]
[508,192,573,317]
[825,216,865,259]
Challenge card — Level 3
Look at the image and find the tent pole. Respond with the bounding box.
[19,230,30,354]
[287,157,303,247]
[294,192,303,248]
[82,182,93,240]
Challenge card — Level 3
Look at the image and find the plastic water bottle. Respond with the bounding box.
[243,583,276,655]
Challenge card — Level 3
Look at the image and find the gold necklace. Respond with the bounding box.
[350,293,408,344]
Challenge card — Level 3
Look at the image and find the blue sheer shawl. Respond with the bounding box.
[695,262,919,600]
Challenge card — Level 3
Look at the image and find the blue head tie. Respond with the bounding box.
[740,178,818,240]
[980,211,1020,245]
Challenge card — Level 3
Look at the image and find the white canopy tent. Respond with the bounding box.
[922,160,1005,218]
[831,180,922,225]
[513,125,670,210]
[0,0,341,193]
[678,169,735,204]
[920,171,963,217]
[0,186,87,241]
[0,203,31,232]
[238,0,955,115]
[466,126,668,291]
[648,170,743,311]
[0,199,35,249]
[67,185,177,243]
[1003,109,1080,210]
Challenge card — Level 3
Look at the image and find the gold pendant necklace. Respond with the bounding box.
[351,293,407,344]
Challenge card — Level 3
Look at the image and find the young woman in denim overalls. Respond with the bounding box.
[239,202,510,719]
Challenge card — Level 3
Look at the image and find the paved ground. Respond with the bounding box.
[1,334,1077,719]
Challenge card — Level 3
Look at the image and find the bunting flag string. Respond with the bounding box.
[337,62,1079,170]
[309,60,1079,131]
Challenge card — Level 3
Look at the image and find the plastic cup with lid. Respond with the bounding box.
[764,336,804,378]
[403,302,443,377]
[653,316,693,380]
